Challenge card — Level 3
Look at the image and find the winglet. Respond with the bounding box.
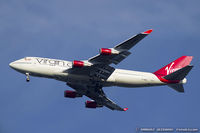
[123,108,128,111]
[142,29,153,34]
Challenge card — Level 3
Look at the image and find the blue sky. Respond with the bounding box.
[0,0,200,133]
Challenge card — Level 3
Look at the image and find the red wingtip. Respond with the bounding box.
[123,108,128,111]
[142,29,153,34]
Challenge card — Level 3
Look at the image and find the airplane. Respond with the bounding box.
[9,29,193,111]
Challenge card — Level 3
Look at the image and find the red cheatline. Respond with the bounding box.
[142,29,153,34]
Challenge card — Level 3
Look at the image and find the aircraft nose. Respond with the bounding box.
[9,61,16,69]
[9,61,18,69]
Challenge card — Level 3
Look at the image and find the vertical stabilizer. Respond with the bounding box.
[154,56,193,93]
[154,56,193,77]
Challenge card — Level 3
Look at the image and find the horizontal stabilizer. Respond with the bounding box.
[168,84,184,93]
[164,65,193,81]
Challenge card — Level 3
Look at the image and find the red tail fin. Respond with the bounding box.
[154,56,193,77]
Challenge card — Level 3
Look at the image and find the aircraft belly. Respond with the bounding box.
[67,74,90,83]
[29,65,58,75]
[19,64,68,80]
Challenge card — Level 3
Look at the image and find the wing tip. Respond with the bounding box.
[123,108,128,111]
[142,29,153,34]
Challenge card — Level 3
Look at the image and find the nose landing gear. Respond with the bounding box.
[25,73,30,82]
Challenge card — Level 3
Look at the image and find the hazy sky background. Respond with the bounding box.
[0,0,199,133]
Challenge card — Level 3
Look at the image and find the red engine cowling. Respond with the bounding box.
[100,48,112,55]
[100,48,120,55]
[73,60,84,67]
[64,90,82,98]
[85,100,103,108]
[72,60,91,68]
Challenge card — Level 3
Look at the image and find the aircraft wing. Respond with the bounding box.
[66,29,152,111]
[89,29,152,65]
[66,64,126,111]
[102,96,128,111]
[67,83,127,111]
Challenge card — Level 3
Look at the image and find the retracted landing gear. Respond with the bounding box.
[25,73,30,82]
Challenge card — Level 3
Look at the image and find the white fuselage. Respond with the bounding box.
[9,57,174,88]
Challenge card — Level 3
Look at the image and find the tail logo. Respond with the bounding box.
[165,62,175,75]
[165,62,180,75]
[154,56,193,76]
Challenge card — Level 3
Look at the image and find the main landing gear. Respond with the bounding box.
[25,73,30,82]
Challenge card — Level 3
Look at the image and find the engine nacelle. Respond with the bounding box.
[64,90,82,98]
[100,48,120,55]
[85,100,103,108]
[72,60,91,68]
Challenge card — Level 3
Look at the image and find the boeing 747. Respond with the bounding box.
[9,29,193,111]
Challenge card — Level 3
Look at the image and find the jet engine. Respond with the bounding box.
[72,60,91,68]
[64,90,82,98]
[100,48,120,55]
[85,100,103,108]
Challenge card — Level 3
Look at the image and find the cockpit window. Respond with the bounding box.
[24,57,32,61]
